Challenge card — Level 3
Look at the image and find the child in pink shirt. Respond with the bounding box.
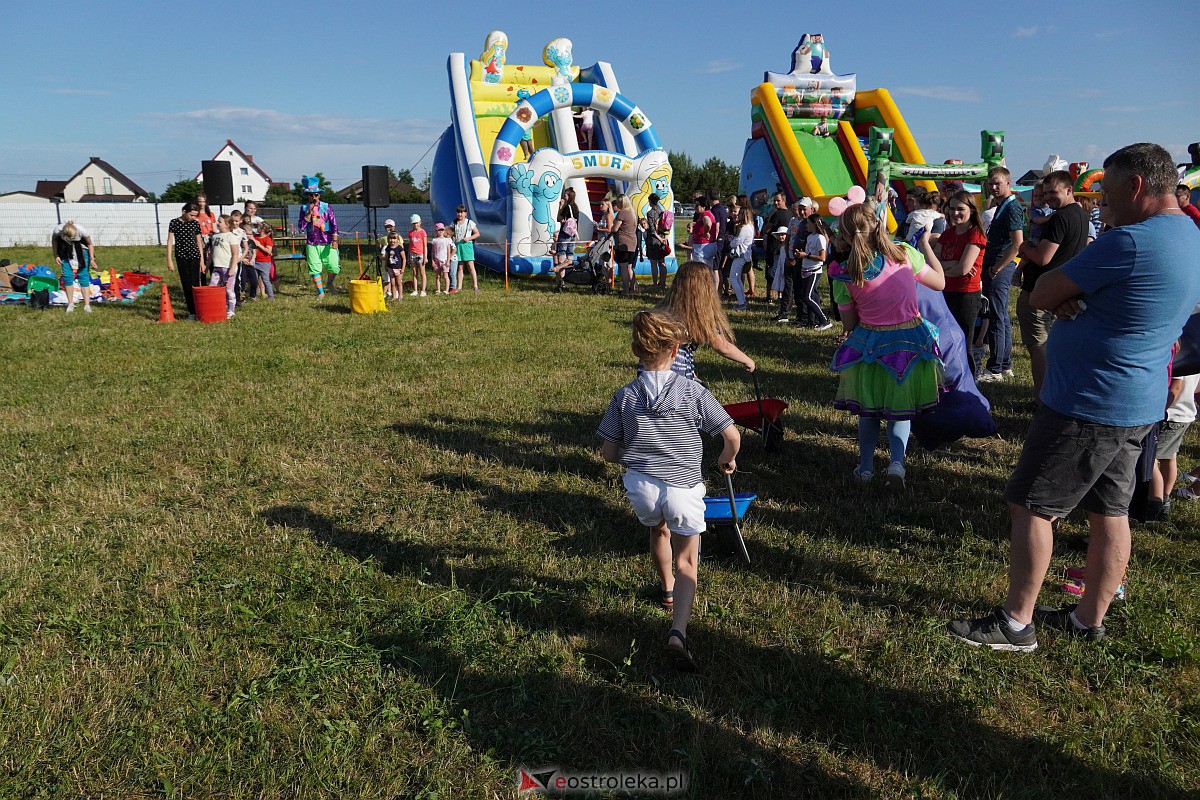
[408,215,428,296]
[828,204,947,488]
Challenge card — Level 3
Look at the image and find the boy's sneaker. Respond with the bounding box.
[775,317,789,324]
[1034,604,1106,641]
[733,303,749,311]
[886,462,906,490]
[946,608,1038,652]
[977,371,1003,383]
[815,322,834,331]
[1003,369,1015,378]
[448,288,459,294]
[1060,567,1126,602]
[852,466,873,483]
[1172,485,1200,501]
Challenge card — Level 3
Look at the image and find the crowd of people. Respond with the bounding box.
[597,143,1200,670]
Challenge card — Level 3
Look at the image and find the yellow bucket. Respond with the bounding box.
[349,278,387,314]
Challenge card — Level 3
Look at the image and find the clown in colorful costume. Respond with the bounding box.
[297,176,340,296]
[829,242,947,419]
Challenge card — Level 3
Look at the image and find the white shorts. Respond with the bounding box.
[623,469,707,535]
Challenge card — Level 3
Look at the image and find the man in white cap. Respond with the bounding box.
[408,214,428,296]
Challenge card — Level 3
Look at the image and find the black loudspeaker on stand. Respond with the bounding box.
[362,165,390,209]
[201,160,234,206]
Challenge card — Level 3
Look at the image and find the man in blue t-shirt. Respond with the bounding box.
[949,143,1200,651]
[977,166,1026,382]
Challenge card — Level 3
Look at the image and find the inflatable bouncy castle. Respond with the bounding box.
[741,34,941,230]
[430,31,677,278]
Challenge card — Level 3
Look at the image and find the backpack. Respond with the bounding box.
[562,215,578,237]
[658,210,674,233]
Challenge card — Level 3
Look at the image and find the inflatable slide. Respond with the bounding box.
[430,32,677,278]
[739,34,939,229]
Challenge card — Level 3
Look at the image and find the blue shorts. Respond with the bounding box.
[556,235,577,256]
[61,258,90,286]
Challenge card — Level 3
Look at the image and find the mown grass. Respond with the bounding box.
[1,245,1198,799]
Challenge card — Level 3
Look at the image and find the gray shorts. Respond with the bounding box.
[1003,405,1153,518]
[1157,420,1193,459]
[1016,291,1054,347]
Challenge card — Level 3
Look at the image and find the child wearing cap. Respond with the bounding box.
[408,215,427,297]
[430,222,452,294]
[382,231,407,302]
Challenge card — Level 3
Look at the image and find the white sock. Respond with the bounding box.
[1000,608,1028,631]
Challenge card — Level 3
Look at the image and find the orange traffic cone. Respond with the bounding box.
[158,281,176,323]
[104,270,122,300]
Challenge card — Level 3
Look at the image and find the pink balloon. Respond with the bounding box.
[828,197,848,217]
[846,186,866,204]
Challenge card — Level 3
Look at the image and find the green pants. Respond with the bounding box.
[306,244,340,276]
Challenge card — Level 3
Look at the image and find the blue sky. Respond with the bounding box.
[3,1,1197,196]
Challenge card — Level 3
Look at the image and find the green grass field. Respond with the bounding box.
[2,245,1198,798]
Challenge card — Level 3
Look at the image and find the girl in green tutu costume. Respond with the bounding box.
[828,204,947,488]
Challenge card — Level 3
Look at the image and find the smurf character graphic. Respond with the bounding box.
[790,33,831,75]
[543,37,574,79]
[630,163,674,219]
[509,161,564,247]
[480,30,508,85]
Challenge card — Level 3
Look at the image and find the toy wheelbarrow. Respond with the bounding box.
[701,470,756,564]
[721,371,787,453]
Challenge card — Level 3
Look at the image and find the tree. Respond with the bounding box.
[160,178,203,204]
[263,184,300,207]
[667,151,740,203]
[389,167,415,185]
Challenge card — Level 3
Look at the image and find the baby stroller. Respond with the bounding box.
[555,232,612,294]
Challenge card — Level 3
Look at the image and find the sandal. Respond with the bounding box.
[665,629,698,673]
[660,589,674,612]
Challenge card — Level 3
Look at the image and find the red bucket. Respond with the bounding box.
[192,285,227,323]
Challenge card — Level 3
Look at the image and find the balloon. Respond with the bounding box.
[846,186,865,204]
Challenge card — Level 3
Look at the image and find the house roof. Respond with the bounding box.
[64,157,149,198]
[76,194,143,203]
[1015,169,1043,186]
[195,139,273,183]
[34,180,68,199]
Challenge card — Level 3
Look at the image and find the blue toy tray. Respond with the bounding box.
[702,493,757,522]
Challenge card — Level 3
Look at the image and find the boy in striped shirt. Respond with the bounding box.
[598,309,740,672]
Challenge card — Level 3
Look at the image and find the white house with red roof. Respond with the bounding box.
[194,140,275,202]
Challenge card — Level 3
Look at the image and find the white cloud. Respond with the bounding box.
[144,106,446,147]
[50,88,110,96]
[704,60,742,74]
[896,86,981,103]
[1014,26,1038,37]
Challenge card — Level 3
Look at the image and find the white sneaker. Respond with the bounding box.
[83,305,93,313]
[1003,369,1015,378]
[816,322,833,331]
[227,311,235,319]
[65,304,75,313]
[886,462,907,489]
[853,466,874,483]
[977,372,1003,383]
[420,291,427,297]
[410,290,419,296]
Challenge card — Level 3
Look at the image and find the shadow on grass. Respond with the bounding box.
[265,504,1178,799]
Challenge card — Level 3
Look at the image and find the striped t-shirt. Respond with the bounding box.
[597,371,733,487]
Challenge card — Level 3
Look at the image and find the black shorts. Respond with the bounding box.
[1003,405,1153,518]
[615,245,636,265]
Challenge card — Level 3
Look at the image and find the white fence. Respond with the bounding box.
[0,202,436,248]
